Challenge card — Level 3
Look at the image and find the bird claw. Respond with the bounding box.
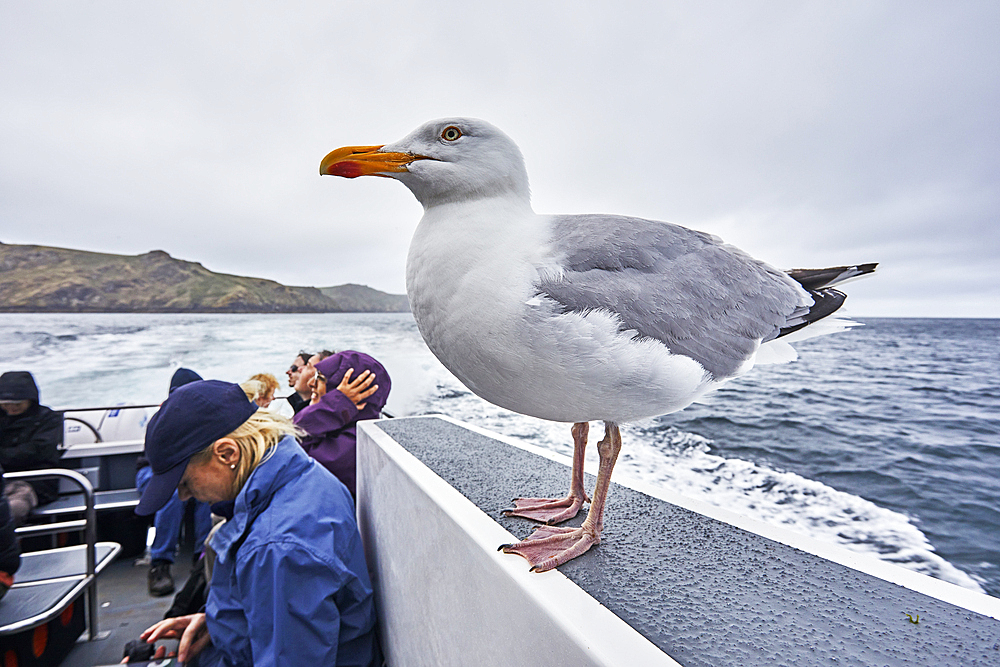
[500,525,599,572]
[502,494,587,524]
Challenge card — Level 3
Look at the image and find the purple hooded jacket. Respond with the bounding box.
[293,351,391,499]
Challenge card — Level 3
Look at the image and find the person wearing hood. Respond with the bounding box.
[0,466,22,600]
[0,371,63,523]
[136,368,213,597]
[129,380,378,666]
[293,351,390,499]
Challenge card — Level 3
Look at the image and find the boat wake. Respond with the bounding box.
[623,424,985,592]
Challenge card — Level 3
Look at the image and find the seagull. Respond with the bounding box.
[320,118,876,573]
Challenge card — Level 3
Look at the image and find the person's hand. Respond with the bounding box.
[336,368,379,410]
[139,612,211,663]
[121,644,172,663]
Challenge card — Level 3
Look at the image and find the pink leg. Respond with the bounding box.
[501,422,622,572]
[503,422,592,524]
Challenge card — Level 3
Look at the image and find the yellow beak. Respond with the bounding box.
[319,145,428,178]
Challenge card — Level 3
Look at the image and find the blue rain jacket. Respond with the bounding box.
[198,436,377,667]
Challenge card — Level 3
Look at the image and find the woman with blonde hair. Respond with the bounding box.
[240,372,280,409]
[131,380,378,666]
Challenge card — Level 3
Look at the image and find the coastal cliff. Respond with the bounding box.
[0,243,409,313]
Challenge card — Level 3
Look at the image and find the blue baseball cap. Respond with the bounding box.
[136,380,258,516]
[169,368,203,394]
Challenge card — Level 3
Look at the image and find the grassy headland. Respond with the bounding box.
[0,243,408,313]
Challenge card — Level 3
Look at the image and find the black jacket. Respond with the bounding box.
[0,466,21,575]
[0,403,63,504]
[287,392,309,414]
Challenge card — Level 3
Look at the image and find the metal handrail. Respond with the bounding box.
[5,468,101,639]
[62,415,103,443]
[57,403,157,450]
[14,518,88,537]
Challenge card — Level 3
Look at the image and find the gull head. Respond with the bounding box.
[320,118,531,209]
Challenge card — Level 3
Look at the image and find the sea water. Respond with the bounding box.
[1,313,997,598]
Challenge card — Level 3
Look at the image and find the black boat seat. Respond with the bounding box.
[12,543,119,585]
[1,468,119,655]
[0,542,121,635]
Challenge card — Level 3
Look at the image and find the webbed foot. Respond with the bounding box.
[499,524,599,572]
[501,491,589,524]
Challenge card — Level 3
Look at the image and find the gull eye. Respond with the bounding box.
[441,126,462,141]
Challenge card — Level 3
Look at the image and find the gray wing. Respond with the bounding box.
[536,214,809,379]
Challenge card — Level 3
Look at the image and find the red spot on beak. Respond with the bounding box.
[328,161,365,178]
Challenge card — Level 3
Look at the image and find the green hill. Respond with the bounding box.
[0,243,408,313]
[318,284,409,312]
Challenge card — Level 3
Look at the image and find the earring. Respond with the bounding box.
[230,464,236,470]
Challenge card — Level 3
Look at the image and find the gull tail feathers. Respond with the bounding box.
[751,316,862,371]
[777,263,877,338]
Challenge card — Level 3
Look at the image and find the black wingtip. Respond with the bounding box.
[786,263,878,291]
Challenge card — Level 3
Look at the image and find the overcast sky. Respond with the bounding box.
[2,2,998,317]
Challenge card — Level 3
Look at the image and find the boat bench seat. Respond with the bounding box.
[0,543,121,667]
[0,543,121,635]
[1,467,122,661]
